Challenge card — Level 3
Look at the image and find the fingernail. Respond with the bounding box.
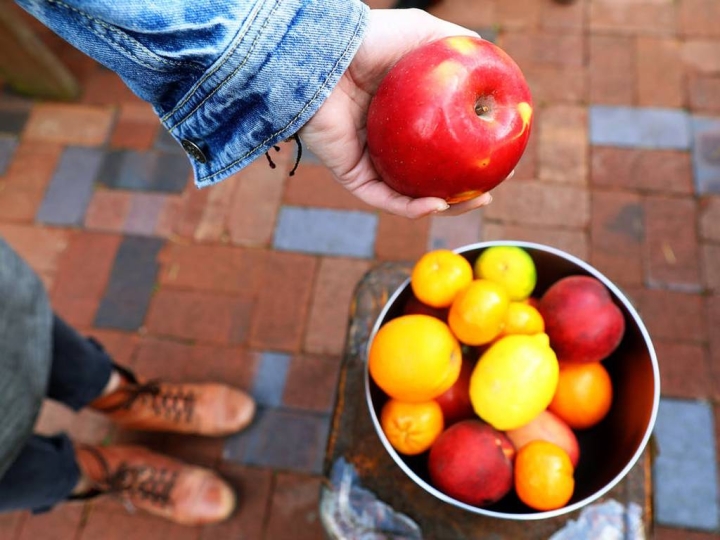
[484,193,493,205]
[434,202,450,213]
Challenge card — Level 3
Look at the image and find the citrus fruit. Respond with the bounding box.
[500,301,545,337]
[548,361,613,429]
[469,333,559,430]
[380,398,444,455]
[411,250,474,308]
[514,440,575,511]
[474,245,537,301]
[369,314,462,402]
[448,279,509,345]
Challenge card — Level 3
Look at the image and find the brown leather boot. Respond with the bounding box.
[89,363,255,436]
[74,444,235,525]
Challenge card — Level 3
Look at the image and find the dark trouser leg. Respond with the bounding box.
[0,434,80,513]
[47,315,114,411]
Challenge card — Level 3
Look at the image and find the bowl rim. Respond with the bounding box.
[364,240,660,520]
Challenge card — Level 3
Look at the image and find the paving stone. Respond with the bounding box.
[80,70,143,106]
[691,116,720,195]
[499,31,584,70]
[375,213,429,262]
[537,104,588,184]
[654,398,719,530]
[23,103,113,146]
[80,508,199,540]
[699,195,720,243]
[483,222,589,262]
[124,193,166,236]
[428,1,495,31]
[655,340,713,399]
[224,408,330,474]
[283,354,342,413]
[251,351,291,408]
[702,243,720,292]
[0,108,29,135]
[83,190,132,232]
[679,0,720,38]
[428,211,483,251]
[496,1,541,31]
[708,295,720,401]
[0,137,17,176]
[96,149,191,193]
[273,206,378,258]
[688,74,720,115]
[654,526,720,540]
[589,106,691,150]
[0,223,71,290]
[522,65,588,105]
[154,127,184,153]
[589,35,635,105]
[17,505,83,540]
[94,235,164,331]
[637,289,706,343]
[540,0,584,33]
[284,163,372,211]
[264,473,325,540]
[636,37,684,108]
[682,41,720,74]
[590,0,677,36]
[0,512,23,540]
[35,147,103,226]
[194,173,235,242]
[110,103,159,151]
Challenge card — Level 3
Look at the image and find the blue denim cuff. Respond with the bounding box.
[162,0,369,188]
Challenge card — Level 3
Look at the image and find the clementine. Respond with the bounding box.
[548,361,613,430]
[411,250,474,308]
[499,301,545,337]
[514,440,575,511]
[448,279,509,345]
[380,398,444,455]
[369,314,462,402]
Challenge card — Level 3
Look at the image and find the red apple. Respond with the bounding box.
[403,295,449,321]
[505,410,580,467]
[428,420,514,506]
[539,276,625,363]
[367,36,533,204]
[434,356,475,425]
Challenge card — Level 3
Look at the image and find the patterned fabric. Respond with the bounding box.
[16,0,369,187]
[0,240,52,477]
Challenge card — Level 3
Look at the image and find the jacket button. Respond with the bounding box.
[180,139,207,164]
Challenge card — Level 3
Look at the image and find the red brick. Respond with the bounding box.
[541,0,585,32]
[688,74,720,114]
[284,164,372,211]
[81,70,144,106]
[0,223,71,289]
[483,221,589,261]
[0,141,63,222]
[429,0,496,29]
[110,103,160,150]
[496,0,541,30]
[375,214,430,262]
[23,103,113,146]
[84,189,132,232]
[250,251,318,352]
[514,124,537,180]
[484,180,590,228]
[644,196,701,289]
[0,512,24,540]
[428,211,483,251]
[682,40,720,74]
[283,354,342,413]
[636,37,685,108]
[171,178,209,238]
[264,473,325,540]
[499,32,584,70]
[703,243,720,292]
[85,328,138,367]
[637,289,705,342]
[708,295,720,399]
[654,340,712,399]
[679,0,720,38]
[145,289,253,345]
[700,197,720,241]
[199,464,273,540]
[655,526,720,540]
[590,0,677,35]
[157,243,266,295]
[132,338,259,390]
[522,65,588,104]
[80,508,199,540]
[154,195,183,238]
[591,147,694,195]
[304,257,371,355]
[589,35,635,105]
[537,105,588,185]
[17,503,83,540]
[35,401,114,445]
[50,232,122,328]
[194,172,236,242]
[227,154,286,247]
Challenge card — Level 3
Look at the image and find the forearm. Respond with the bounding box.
[16,0,369,187]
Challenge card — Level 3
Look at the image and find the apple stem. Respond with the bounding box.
[475,104,490,115]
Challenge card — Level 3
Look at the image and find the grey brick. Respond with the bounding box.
[251,351,291,408]
[590,106,691,150]
[692,116,720,195]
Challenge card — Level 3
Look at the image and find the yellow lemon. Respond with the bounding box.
[448,279,509,346]
[469,333,559,430]
[500,302,545,337]
[474,246,537,301]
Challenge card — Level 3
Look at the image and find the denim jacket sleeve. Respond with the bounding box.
[15,0,369,187]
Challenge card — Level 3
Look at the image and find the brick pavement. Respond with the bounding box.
[0,0,719,538]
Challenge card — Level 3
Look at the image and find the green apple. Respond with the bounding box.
[474,246,537,301]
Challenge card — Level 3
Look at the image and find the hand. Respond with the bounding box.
[298,9,496,219]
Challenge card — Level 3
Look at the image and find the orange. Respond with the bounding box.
[514,440,575,511]
[548,361,613,430]
[411,250,474,308]
[380,398,444,455]
[369,314,462,402]
[448,279,509,345]
[499,302,545,337]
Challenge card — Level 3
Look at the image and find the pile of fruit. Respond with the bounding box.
[368,246,626,512]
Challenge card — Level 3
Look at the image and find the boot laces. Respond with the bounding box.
[103,381,196,424]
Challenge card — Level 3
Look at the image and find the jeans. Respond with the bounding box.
[0,316,113,513]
